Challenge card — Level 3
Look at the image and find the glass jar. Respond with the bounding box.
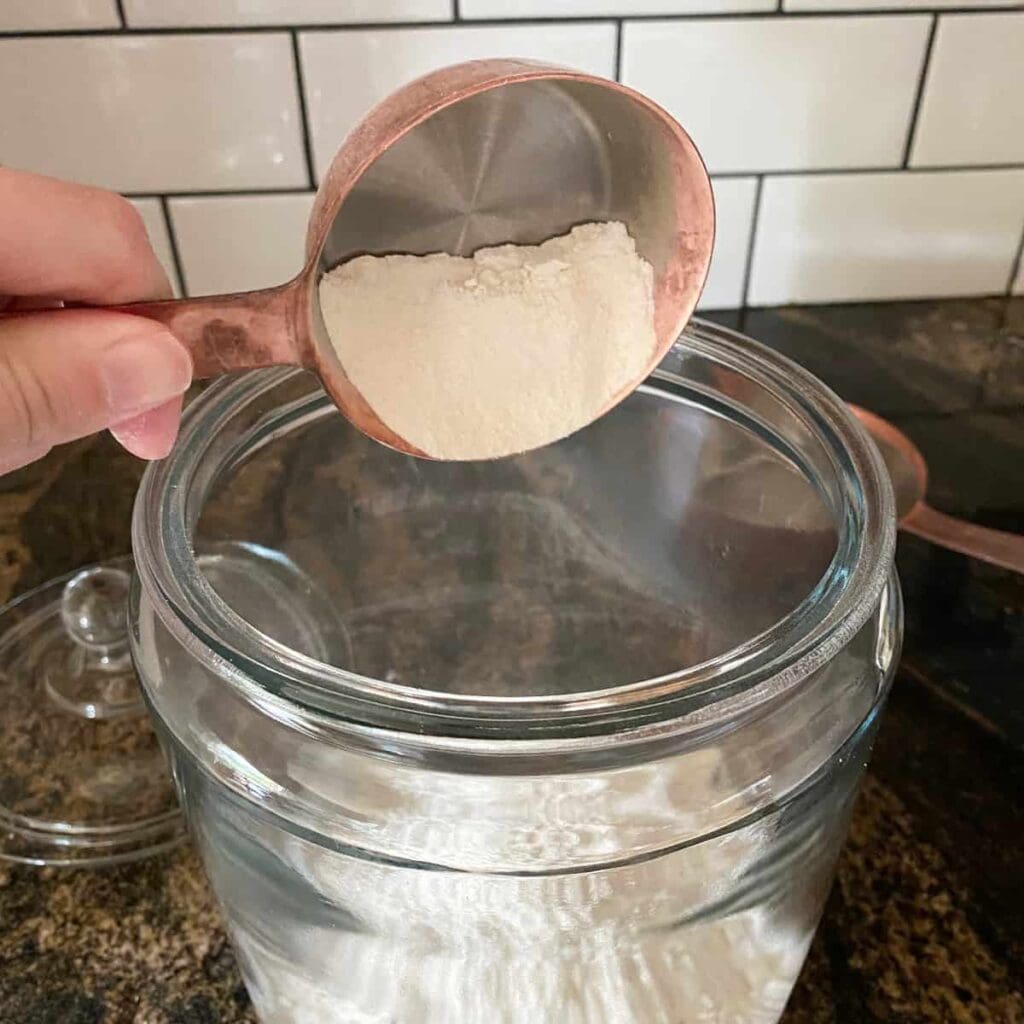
[130,318,900,1024]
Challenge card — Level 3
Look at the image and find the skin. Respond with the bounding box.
[0,168,193,475]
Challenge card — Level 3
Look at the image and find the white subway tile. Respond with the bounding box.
[170,193,314,296]
[748,170,1024,306]
[0,0,119,31]
[299,23,617,181]
[622,17,930,174]
[0,35,306,194]
[128,198,180,297]
[785,0,1018,10]
[911,13,1024,167]
[463,0,772,15]
[697,177,758,310]
[123,0,451,28]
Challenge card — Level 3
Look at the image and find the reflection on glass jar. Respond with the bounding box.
[130,318,900,1024]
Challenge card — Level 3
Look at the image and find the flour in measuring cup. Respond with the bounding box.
[317,221,656,460]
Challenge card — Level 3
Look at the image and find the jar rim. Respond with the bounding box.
[132,318,896,742]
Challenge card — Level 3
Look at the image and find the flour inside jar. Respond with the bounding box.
[317,221,656,461]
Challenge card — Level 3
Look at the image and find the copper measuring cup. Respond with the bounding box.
[66,60,715,458]
[851,405,1024,574]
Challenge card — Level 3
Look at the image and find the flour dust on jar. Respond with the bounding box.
[130,314,900,1024]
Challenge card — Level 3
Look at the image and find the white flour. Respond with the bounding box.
[226,746,814,1024]
[318,221,656,460]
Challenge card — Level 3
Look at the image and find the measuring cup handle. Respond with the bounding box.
[903,502,1024,575]
[109,280,310,379]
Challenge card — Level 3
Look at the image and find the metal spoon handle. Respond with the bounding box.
[903,502,1024,575]
[108,279,309,379]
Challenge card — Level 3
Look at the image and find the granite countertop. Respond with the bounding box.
[1,297,1022,1023]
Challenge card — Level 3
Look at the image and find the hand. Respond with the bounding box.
[0,168,193,475]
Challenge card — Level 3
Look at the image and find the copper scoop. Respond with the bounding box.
[58,60,715,458]
[851,405,1024,574]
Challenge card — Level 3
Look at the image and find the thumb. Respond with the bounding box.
[0,309,192,466]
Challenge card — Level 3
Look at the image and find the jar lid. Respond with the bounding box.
[0,557,185,867]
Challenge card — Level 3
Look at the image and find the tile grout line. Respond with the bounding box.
[123,187,316,199]
[159,196,188,298]
[711,162,1024,179]
[614,19,623,82]
[739,176,765,310]
[113,163,1024,204]
[113,0,127,29]
[0,8,1014,39]
[1005,218,1024,296]
[901,13,938,169]
[290,31,317,190]
[452,0,462,21]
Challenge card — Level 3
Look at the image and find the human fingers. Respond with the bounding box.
[109,396,185,460]
[0,168,172,304]
[0,309,191,466]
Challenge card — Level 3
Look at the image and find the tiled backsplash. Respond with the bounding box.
[1,1,1021,309]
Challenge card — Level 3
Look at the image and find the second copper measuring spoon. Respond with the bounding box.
[852,404,1024,574]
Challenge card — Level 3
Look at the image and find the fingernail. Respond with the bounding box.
[110,397,183,461]
[99,331,192,417]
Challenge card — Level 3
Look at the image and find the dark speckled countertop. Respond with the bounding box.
[1,298,1022,1023]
